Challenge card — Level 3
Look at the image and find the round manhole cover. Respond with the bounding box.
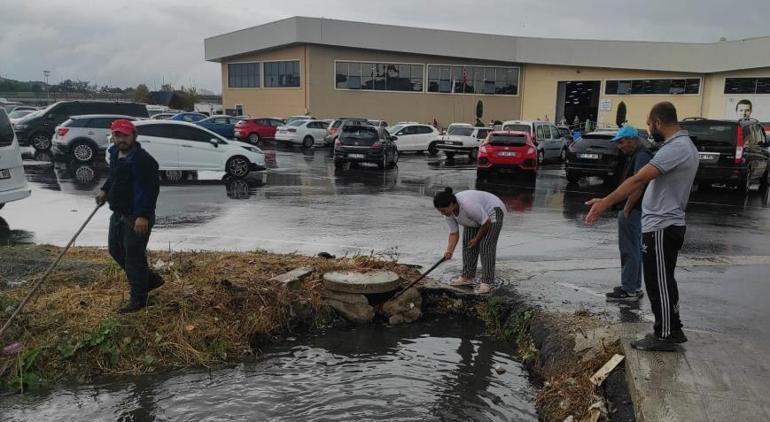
[323,270,401,294]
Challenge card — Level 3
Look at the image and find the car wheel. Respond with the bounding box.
[31,132,52,151]
[445,152,455,160]
[428,142,439,156]
[72,141,95,162]
[387,149,399,169]
[248,133,261,145]
[469,148,478,160]
[559,148,567,162]
[566,171,580,184]
[161,170,184,183]
[537,149,544,165]
[74,165,96,184]
[302,136,314,148]
[226,156,250,178]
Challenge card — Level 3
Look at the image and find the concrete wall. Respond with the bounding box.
[221,44,309,117]
[521,64,704,128]
[702,67,770,121]
[307,45,522,125]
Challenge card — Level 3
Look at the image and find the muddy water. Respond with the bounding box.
[0,316,537,421]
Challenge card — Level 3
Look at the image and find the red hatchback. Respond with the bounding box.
[234,117,285,144]
[477,131,538,178]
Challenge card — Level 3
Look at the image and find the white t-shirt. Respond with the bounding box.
[445,190,505,233]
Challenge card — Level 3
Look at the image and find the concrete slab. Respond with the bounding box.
[322,270,401,294]
[270,266,313,288]
[621,323,770,421]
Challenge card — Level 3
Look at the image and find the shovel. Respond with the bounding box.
[392,256,447,299]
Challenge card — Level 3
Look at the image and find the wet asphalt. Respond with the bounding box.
[2,143,770,356]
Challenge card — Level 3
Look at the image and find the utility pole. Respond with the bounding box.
[43,70,51,105]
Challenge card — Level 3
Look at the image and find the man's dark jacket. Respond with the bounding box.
[101,142,159,219]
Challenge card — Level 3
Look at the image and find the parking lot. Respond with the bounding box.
[2,142,770,358]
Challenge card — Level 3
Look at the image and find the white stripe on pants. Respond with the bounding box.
[462,207,504,284]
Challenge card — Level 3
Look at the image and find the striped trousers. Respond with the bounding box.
[462,207,504,284]
[642,225,686,338]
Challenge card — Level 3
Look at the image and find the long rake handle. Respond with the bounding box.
[393,257,446,299]
[0,204,102,339]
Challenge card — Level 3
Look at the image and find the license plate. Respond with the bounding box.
[578,153,600,159]
[0,169,10,180]
[699,153,719,162]
[348,153,365,159]
[497,151,517,157]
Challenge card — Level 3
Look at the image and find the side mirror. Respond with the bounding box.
[209,138,219,147]
[391,136,398,141]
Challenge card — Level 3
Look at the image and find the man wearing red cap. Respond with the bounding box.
[96,119,162,313]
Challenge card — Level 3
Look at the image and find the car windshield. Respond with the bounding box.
[448,127,473,136]
[8,110,33,119]
[387,125,405,134]
[341,126,378,139]
[288,120,307,127]
[502,124,531,134]
[17,106,49,121]
[680,122,737,147]
[489,134,528,145]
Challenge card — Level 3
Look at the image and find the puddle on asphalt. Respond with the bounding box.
[0,315,537,421]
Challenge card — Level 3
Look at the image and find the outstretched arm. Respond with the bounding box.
[585,164,661,224]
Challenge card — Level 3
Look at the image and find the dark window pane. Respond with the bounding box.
[265,60,300,87]
[605,80,618,95]
[336,62,348,89]
[685,79,700,94]
[670,79,686,94]
[755,78,770,94]
[228,63,260,88]
[725,78,757,94]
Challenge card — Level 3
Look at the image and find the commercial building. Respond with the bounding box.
[204,17,770,127]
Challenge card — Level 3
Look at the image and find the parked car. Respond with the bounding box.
[564,131,626,185]
[286,115,316,124]
[275,119,329,148]
[11,101,149,151]
[435,124,492,159]
[195,115,243,139]
[501,120,568,163]
[10,106,37,113]
[7,109,35,122]
[169,112,207,123]
[52,114,138,162]
[0,109,31,209]
[386,123,442,154]
[122,120,266,178]
[334,125,398,169]
[476,131,538,178]
[325,118,370,144]
[680,118,769,195]
[234,117,285,144]
[556,125,573,143]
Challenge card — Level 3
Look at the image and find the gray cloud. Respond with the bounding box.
[1,0,768,93]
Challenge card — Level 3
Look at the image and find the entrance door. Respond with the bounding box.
[556,81,601,129]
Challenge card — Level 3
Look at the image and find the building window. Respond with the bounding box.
[725,77,770,94]
[264,61,300,87]
[427,65,518,95]
[228,63,260,88]
[335,61,424,92]
[605,78,700,95]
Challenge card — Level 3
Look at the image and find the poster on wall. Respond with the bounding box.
[724,95,770,122]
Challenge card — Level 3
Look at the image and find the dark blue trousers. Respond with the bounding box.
[108,213,159,304]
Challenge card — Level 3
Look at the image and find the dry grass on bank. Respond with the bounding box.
[0,246,420,390]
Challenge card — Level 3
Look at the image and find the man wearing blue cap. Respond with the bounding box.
[605,125,652,302]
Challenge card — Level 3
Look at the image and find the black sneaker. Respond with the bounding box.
[630,335,677,352]
[606,287,644,302]
[118,300,146,314]
[149,274,165,291]
[657,330,688,344]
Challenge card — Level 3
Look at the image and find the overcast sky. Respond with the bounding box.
[1,0,768,93]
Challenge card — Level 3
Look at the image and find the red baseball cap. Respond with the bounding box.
[111,119,136,135]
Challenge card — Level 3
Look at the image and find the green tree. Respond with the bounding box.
[133,84,149,102]
[475,100,484,126]
[176,87,200,111]
[616,101,627,127]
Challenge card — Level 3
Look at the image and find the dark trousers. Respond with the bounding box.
[642,225,686,338]
[108,212,159,304]
[461,207,504,284]
[618,209,643,293]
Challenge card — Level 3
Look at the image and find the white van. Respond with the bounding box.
[0,109,31,209]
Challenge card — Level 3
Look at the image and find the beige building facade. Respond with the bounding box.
[208,17,770,129]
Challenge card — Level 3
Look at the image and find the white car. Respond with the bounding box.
[275,119,330,147]
[435,124,492,159]
[0,109,31,209]
[108,120,266,178]
[286,115,316,124]
[386,123,442,154]
[501,120,568,163]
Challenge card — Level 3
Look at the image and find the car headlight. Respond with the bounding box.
[241,146,260,153]
[13,124,27,130]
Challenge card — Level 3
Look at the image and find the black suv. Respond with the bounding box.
[334,125,398,169]
[565,130,651,185]
[680,118,769,195]
[11,101,149,150]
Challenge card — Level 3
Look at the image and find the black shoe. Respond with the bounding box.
[149,274,165,291]
[630,335,677,352]
[657,330,688,344]
[606,288,644,302]
[118,300,146,314]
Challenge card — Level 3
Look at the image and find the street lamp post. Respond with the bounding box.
[43,70,50,105]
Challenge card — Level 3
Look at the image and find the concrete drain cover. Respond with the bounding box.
[323,270,401,294]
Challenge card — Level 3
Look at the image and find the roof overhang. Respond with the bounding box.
[204,16,770,73]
